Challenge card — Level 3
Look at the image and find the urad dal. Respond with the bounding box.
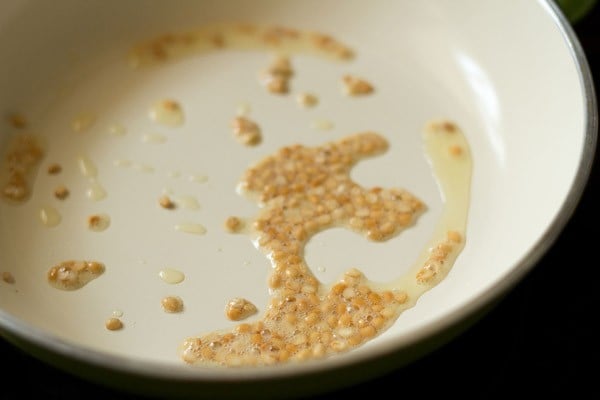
[179,120,471,367]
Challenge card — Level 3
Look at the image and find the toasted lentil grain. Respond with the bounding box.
[159,195,176,209]
[342,75,374,96]
[129,23,354,68]
[210,33,225,48]
[224,216,243,233]
[88,213,110,232]
[54,185,69,200]
[296,93,318,108]
[426,120,457,134]
[309,32,354,59]
[7,113,27,129]
[47,260,105,290]
[225,298,258,321]
[231,116,262,146]
[260,55,294,94]
[47,163,62,174]
[267,55,293,78]
[1,133,45,203]
[162,296,184,313]
[2,271,15,284]
[105,317,123,331]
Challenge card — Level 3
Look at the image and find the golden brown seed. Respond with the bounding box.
[47,163,62,175]
[342,75,374,96]
[159,195,176,209]
[2,134,44,203]
[54,185,69,200]
[162,100,180,111]
[231,116,262,146]
[442,121,457,132]
[105,318,123,331]
[225,297,258,321]
[224,216,243,232]
[87,214,110,232]
[1,271,15,284]
[265,76,289,94]
[267,55,293,78]
[393,291,408,304]
[260,55,294,94]
[162,296,184,313]
[210,33,225,48]
[416,268,435,284]
[235,323,252,334]
[7,113,27,129]
[296,93,318,108]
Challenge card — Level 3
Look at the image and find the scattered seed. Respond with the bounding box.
[47,163,62,175]
[162,296,184,313]
[7,113,27,129]
[159,195,176,209]
[342,75,374,96]
[105,317,123,331]
[225,298,258,321]
[2,271,15,284]
[224,216,243,232]
[231,116,262,146]
[296,93,318,108]
[88,213,111,232]
[54,185,69,200]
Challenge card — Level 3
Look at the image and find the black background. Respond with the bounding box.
[2,4,599,399]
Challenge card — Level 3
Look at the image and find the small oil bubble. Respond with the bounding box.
[175,223,207,235]
[159,268,185,284]
[39,206,61,227]
[149,99,184,127]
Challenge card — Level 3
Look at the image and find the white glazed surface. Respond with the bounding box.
[0,0,592,382]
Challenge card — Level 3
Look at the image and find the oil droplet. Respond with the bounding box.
[311,119,334,131]
[149,99,184,127]
[39,206,61,227]
[71,112,96,133]
[77,155,97,178]
[108,123,127,136]
[175,223,207,235]
[141,133,167,144]
[132,163,155,173]
[188,173,208,183]
[159,267,185,284]
[86,180,107,201]
[236,102,251,116]
[113,159,132,168]
[175,195,200,210]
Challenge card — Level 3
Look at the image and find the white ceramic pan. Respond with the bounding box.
[0,0,596,398]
